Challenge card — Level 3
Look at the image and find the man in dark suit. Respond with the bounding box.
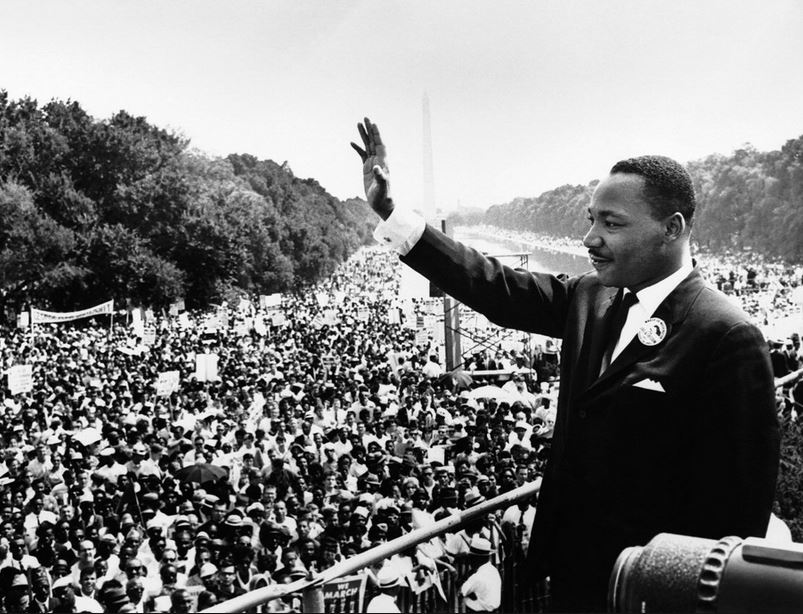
[351,118,780,611]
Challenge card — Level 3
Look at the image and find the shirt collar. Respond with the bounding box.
[628,261,694,317]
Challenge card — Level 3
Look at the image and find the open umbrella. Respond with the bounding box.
[175,462,227,485]
[72,427,102,447]
[466,385,517,404]
[438,369,474,391]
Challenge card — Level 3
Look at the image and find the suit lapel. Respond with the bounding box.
[583,268,705,397]
[574,288,618,394]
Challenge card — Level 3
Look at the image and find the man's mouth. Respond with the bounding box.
[589,253,612,267]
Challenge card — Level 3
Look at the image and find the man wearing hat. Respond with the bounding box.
[94,447,127,485]
[366,564,402,613]
[461,536,501,613]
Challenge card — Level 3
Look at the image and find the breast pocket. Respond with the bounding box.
[608,383,679,480]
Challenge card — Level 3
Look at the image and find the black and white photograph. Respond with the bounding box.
[0,1,800,612]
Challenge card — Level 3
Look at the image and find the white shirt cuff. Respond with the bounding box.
[373,206,426,256]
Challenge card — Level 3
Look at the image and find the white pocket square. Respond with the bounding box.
[632,378,665,392]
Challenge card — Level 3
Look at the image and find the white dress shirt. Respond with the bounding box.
[611,262,694,363]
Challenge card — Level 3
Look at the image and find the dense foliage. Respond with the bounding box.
[0,92,374,318]
[467,140,803,263]
[775,417,803,541]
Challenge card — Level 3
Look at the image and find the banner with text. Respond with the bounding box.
[31,300,113,325]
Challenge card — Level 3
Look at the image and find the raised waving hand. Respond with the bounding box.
[350,117,394,221]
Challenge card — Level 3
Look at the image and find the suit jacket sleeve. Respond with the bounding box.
[401,224,575,338]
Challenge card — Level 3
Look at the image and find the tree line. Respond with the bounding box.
[0,93,375,320]
[450,139,803,263]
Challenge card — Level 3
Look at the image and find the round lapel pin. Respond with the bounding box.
[638,317,667,346]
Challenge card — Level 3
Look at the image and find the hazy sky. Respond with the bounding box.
[1,1,801,211]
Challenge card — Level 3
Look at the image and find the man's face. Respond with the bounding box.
[274,501,287,520]
[127,579,144,602]
[584,173,676,292]
[126,559,144,577]
[11,538,25,560]
[80,540,96,561]
[80,571,96,593]
[212,503,227,521]
[172,590,193,613]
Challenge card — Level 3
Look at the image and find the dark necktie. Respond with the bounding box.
[600,290,639,374]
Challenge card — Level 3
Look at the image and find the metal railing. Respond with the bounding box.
[202,479,542,613]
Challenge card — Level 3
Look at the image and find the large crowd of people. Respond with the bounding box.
[0,242,799,613]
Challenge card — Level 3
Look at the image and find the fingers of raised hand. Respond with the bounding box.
[357,121,371,154]
[367,118,383,148]
[350,142,367,162]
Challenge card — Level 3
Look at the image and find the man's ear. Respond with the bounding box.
[664,212,686,242]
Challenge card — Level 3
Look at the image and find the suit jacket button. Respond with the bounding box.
[578,410,587,419]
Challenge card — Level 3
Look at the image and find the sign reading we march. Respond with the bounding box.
[322,574,366,613]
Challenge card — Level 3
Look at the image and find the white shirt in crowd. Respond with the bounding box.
[461,560,501,612]
[366,592,401,613]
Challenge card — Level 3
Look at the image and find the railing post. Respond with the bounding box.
[302,585,324,613]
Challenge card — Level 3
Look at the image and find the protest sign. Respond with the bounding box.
[155,371,179,397]
[323,309,338,326]
[427,445,446,465]
[8,365,33,395]
[259,293,283,309]
[322,574,366,613]
[142,326,156,346]
[195,354,219,382]
[387,351,400,375]
[203,315,218,334]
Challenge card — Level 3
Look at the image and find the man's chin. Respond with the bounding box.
[594,268,620,288]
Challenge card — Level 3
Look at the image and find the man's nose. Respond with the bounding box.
[583,225,602,249]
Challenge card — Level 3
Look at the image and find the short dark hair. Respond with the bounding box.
[610,155,696,225]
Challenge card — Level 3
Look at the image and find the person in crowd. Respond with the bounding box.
[461,536,502,613]
[366,564,402,613]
